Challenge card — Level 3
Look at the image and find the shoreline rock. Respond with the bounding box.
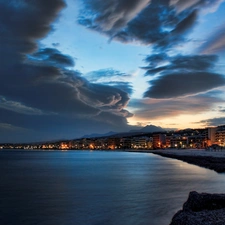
[170,191,225,225]
[151,151,225,173]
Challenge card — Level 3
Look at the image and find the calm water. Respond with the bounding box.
[1,150,225,225]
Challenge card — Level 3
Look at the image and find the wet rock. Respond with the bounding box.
[170,191,225,225]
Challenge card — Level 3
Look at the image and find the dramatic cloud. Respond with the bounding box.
[141,53,218,72]
[129,94,223,120]
[30,48,75,67]
[199,117,225,127]
[85,69,133,94]
[1,0,225,142]
[171,10,197,35]
[145,72,225,99]
[0,1,134,142]
[143,54,217,75]
[0,96,46,116]
[110,5,199,49]
[143,54,225,98]
[170,0,224,13]
[78,0,223,49]
[198,23,225,54]
[0,0,66,60]
[101,82,133,95]
[170,0,200,12]
[78,0,194,47]
[78,0,150,34]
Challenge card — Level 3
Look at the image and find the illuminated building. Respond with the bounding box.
[153,133,166,148]
[215,126,225,146]
[107,138,121,150]
[205,127,217,146]
[120,138,132,149]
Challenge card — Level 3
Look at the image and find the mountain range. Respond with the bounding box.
[81,125,165,138]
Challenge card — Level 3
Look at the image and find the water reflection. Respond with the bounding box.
[0,150,225,225]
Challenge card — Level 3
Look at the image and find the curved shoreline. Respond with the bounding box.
[149,150,225,224]
[2,148,225,173]
[148,149,225,173]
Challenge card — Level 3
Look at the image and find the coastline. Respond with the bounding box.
[147,149,225,224]
[147,149,225,173]
[2,148,225,173]
[2,148,225,224]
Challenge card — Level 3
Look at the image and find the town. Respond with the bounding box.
[1,125,225,151]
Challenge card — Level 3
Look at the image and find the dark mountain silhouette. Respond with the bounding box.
[81,125,165,138]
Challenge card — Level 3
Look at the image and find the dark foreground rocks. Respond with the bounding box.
[170,191,225,225]
[152,152,225,173]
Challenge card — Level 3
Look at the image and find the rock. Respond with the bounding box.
[170,191,225,225]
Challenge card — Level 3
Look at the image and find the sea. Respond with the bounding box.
[0,150,225,225]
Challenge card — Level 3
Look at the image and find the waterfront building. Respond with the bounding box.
[170,135,188,148]
[205,127,217,146]
[215,126,225,147]
[131,137,149,149]
[107,137,121,149]
[120,138,132,149]
[153,133,166,148]
[165,134,172,148]
[187,135,206,148]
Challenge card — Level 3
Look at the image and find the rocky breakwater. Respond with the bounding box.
[170,191,225,225]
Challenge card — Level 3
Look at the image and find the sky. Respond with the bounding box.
[1,0,225,143]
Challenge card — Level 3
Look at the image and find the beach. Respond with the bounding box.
[149,149,225,224]
[148,149,225,173]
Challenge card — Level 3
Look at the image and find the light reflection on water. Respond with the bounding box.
[0,150,225,225]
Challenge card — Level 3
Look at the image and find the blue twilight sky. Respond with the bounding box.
[1,0,225,142]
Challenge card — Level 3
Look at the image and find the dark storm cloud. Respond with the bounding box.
[171,9,197,35]
[78,0,224,50]
[101,82,133,95]
[0,0,66,58]
[77,0,225,100]
[78,0,150,34]
[144,72,225,98]
[110,3,198,48]
[112,2,172,45]
[144,53,169,66]
[169,55,217,71]
[143,54,218,76]
[0,107,131,143]
[77,82,130,113]
[143,54,217,72]
[0,96,45,115]
[31,48,75,67]
[1,59,131,119]
[143,54,225,98]
[198,117,225,127]
[78,0,214,48]
[0,0,133,142]
[129,94,223,120]
[94,111,132,126]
